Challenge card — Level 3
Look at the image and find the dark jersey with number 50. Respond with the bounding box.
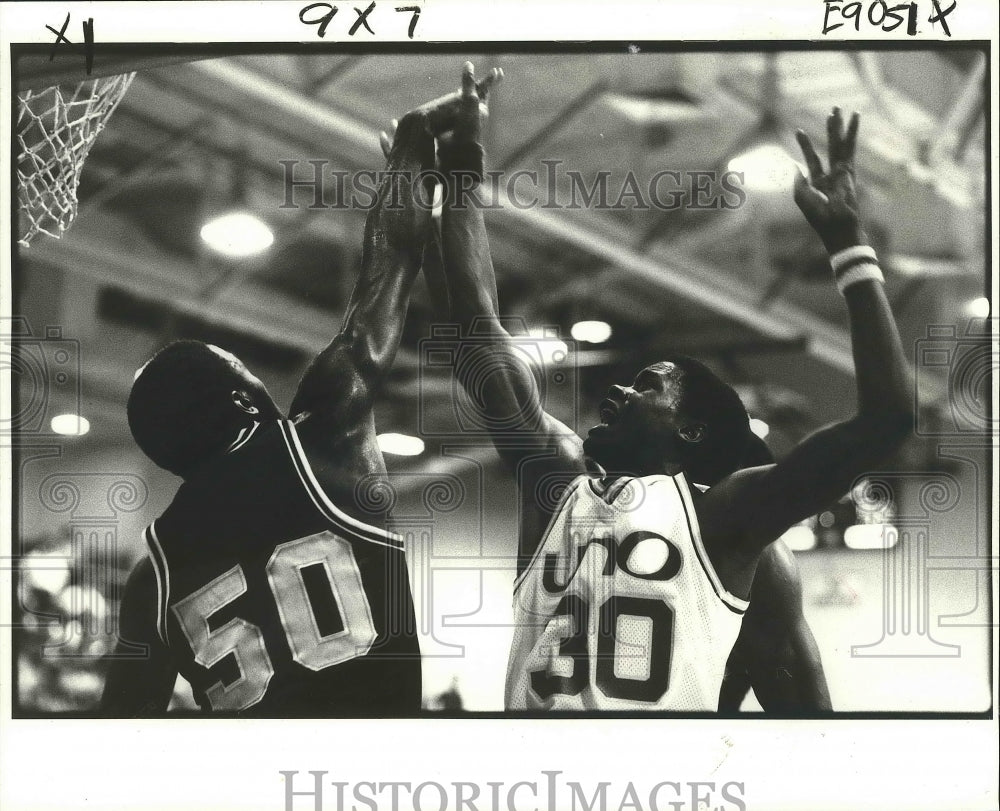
[144,420,421,715]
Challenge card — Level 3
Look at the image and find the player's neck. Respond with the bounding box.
[584,455,683,479]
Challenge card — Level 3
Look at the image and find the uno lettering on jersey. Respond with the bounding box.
[506,474,747,712]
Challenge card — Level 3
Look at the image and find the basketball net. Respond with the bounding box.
[17,73,135,247]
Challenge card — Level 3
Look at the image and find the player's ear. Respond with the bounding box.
[231,389,260,416]
[677,422,705,444]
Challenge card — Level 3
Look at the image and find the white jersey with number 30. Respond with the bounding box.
[506,473,748,711]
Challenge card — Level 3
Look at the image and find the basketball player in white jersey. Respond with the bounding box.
[426,73,907,711]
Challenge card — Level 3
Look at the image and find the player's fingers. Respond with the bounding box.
[844,111,859,160]
[827,106,843,162]
[476,66,504,100]
[795,130,824,181]
[793,170,830,215]
[461,61,477,99]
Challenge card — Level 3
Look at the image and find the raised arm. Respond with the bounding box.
[719,540,831,714]
[289,109,436,433]
[707,109,914,551]
[433,64,585,475]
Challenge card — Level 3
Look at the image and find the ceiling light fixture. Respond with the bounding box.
[526,328,570,366]
[843,524,898,551]
[727,143,802,193]
[200,211,274,258]
[377,432,425,456]
[966,297,990,319]
[571,320,613,344]
[51,414,90,436]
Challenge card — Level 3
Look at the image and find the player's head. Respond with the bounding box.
[127,340,281,477]
[582,355,753,485]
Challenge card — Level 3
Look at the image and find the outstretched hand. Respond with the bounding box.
[379,62,503,160]
[794,108,867,254]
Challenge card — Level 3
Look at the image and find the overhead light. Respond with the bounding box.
[749,418,770,439]
[727,143,802,193]
[200,211,274,257]
[966,297,990,319]
[844,524,898,550]
[23,551,71,594]
[780,524,816,552]
[377,432,425,457]
[602,92,702,125]
[571,320,613,344]
[527,328,569,366]
[51,414,89,436]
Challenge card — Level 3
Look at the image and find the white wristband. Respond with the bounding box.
[836,262,885,294]
[829,244,878,273]
[829,245,883,294]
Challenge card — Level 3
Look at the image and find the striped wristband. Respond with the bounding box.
[829,245,884,294]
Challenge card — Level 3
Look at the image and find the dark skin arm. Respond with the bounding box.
[99,557,178,716]
[718,540,831,714]
[305,65,508,441]
[290,111,435,442]
[699,109,914,594]
[424,65,585,570]
[290,81,462,513]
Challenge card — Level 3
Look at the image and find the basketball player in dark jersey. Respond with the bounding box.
[100,66,499,716]
[429,81,904,710]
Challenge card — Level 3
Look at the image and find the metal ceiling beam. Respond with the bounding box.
[497,79,608,170]
[302,55,365,93]
[25,218,338,353]
[188,59,858,374]
[24,215,425,370]
[79,118,216,216]
[502,199,856,373]
[927,51,986,162]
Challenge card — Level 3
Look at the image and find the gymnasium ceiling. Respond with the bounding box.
[13,47,988,469]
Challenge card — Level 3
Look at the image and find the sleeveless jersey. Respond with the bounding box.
[144,420,421,715]
[506,473,748,711]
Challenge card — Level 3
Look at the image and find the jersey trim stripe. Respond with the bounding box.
[145,522,172,644]
[226,420,260,454]
[278,420,405,550]
[144,534,165,644]
[587,475,634,506]
[671,475,749,614]
[513,475,586,594]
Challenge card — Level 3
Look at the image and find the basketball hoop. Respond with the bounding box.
[16,72,135,247]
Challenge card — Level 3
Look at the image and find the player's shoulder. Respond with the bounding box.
[691,462,776,534]
[120,555,160,630]
[127,554,157,590]
[757,539,800,584]
[749,539,803,612]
